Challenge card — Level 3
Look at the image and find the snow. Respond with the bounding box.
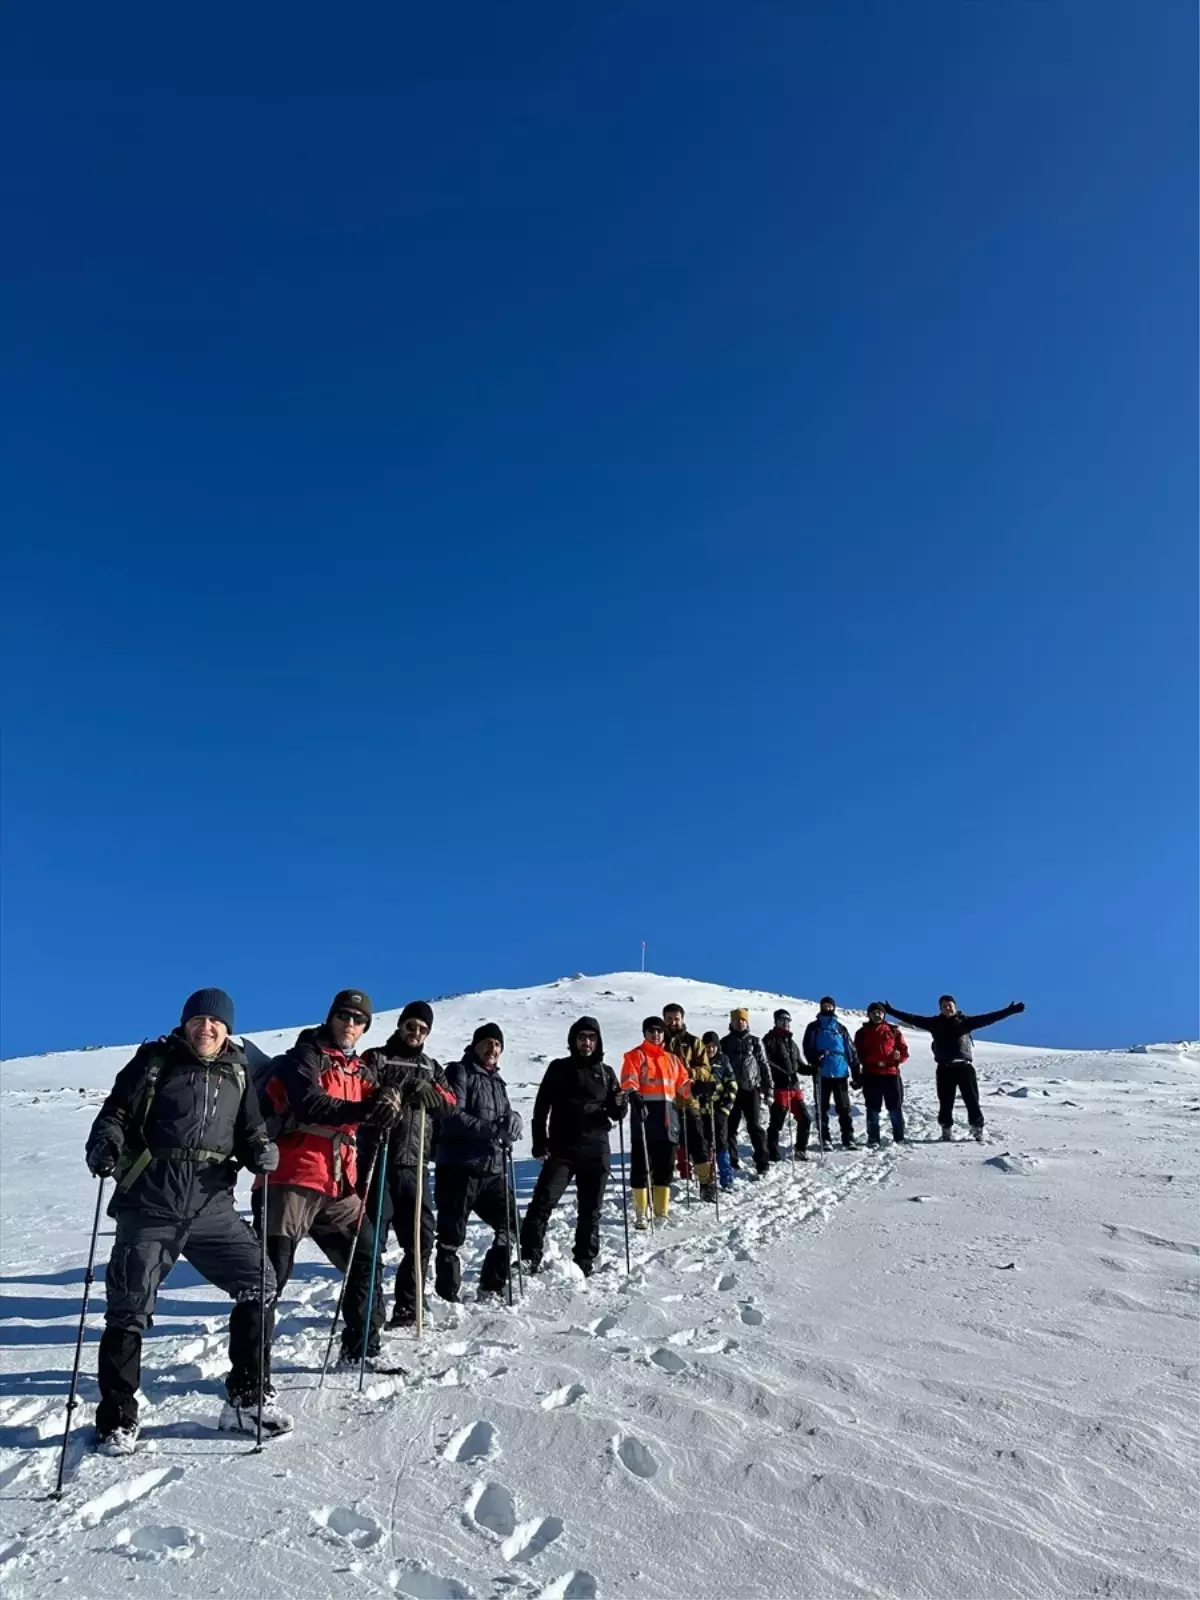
[2,971,1197,1599]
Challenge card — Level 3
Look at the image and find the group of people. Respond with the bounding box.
[81,984,1025,1457]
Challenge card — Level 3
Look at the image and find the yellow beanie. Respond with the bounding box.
[731,1007,750,1023]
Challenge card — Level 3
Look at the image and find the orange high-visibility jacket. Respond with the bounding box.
[621,1041,690,1145]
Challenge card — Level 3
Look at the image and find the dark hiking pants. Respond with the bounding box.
[99,1197,273,1431]
[767,1089,812,1159]
[727,1088,770,1172]
[434,1165,516,1301]
[862,1075,904,1142]
[819,1078,855,1145]
[936,1062,984,1129]
[520,1151,610,1271]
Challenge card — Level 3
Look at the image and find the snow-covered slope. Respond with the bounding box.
[2,973,1197,1599]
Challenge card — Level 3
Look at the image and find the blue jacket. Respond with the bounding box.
[802,1014,859,1080]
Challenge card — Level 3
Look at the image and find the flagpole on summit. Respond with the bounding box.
[641,941,646,973]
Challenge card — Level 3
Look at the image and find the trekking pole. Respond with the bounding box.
[505,1151,515,1307]
[814,1073,827,1164]
[681,1108,693,1211]
[617,1117,631,1271]
[319,1140,383,1387]
[639,1117,656,1235]
[413,1109,426,1341]
[707,1102,720,1224]
[255,1172,269,1451]
[358,1137,391,1393]
[508,1144,525,1299]
[55,1177,106,1498]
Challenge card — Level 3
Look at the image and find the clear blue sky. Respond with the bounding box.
[2,2,1195,1059]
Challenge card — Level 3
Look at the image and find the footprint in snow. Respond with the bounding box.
[503,1516,565,1563]
[114,1525,204,1563]
[74,1466,185,1530]
[466,1480,516,1539]
[392,1569,475,1600]
[649,1348,688,1375]
[535,1571,597,1600]
[613,1434,658,1479]
[716,1272,736,1292]
[443,1420,498,1463]
[311,1506,384,1549]
[588,1314,620,1338]
[541,1384,586,1410]
[739,1304,765,1326]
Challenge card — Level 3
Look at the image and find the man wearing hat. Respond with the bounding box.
[720,1008,773,1175]
[620,1017,691,1227]
[802,997,860,1149]
[434,1023,523,1302]
[259,988,407,1368]
[85,988,286,1453]
[360,1001,456,1326]
[762,1008,813,1162]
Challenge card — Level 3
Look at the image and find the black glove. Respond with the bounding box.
[367,1085,405,1131]
[505,1110,524,1143]
[1010,1001,1026,1014]
[610,1090,629,1120]
[86,1134,122,1178]
[532,1142,548,1162]
[406,1078,444,1113]
[246,1140,279,1174]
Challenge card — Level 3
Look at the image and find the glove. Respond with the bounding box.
[367,1085,405,1131]
[86,1134,122,1177]
[610,1090,629,1120]
[406,1078,444,1113]
[248,1140,280,1174]
[505,1110,524,1143]
[850,1075,863,1092]
[1010,1001,1026,1014]
[532,1143,548,1162]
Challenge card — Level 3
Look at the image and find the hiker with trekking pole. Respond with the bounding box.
[359,1001,455,1330]
[69,988,284,1465]
[256,989,407,1376]
[433,1024,523,1304]
[620,1017,690,1231]
[518,1017,628,1279]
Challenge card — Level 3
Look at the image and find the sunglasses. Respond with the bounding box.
[334,1008,369,1026]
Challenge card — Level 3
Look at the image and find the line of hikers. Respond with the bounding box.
[80,985,1025,1455]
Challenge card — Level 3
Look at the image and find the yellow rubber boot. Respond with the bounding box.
[652,1185,671,1220]
[632,1188,650,1230]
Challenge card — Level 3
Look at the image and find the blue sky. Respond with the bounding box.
[2,1,1196,1058]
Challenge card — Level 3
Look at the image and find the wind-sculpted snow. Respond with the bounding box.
[1,972,1197,1598]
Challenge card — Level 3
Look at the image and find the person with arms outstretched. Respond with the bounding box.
[884,995,1025,1142]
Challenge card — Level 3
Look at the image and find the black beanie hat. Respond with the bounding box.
[702,1030,721,1047]
[181,988,235,1034]
[472,1022,504,1050]
[642,1015,666,1035]
[329,988,373,1023]
[819,995,837,1008]
[399,1000,435,1029]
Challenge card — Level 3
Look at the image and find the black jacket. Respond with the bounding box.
[886,1004,1020,1068]
[531,1018,623,1159]
[359,1034,456,1172]
[437,1049,513,1175]
[721,1030,773,1095]
[88,1031,267,1218]
[762,1026,807,1089]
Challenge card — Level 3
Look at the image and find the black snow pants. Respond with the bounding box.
[936,1062,984,1129]
[99,1196,273,1431]
[819,1078,855,1145]
[862,1075,905,1142]
[520,1150,610,1271]
[379,1164,435,1320]
[434,1165,516,1301]
[727,1088,770,1172]
[767,1089,813,1159]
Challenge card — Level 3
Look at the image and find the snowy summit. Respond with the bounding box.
[1,972,1197,1599]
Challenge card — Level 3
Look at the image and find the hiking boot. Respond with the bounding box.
[96,1421,139,1457]
[388,1306,416,1330]
[971,1126,985,1143]
[219,1393,295,1438]
[699,1182,718,1204]
[940,1127,953,1142]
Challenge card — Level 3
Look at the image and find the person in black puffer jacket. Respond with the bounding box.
[84,988,283,1452]
[721,1008,773,1174]
[885,995,1025,1140]
[435,1024,524,1302]
[519,1017,627,1277]
[359,1001,456,1326]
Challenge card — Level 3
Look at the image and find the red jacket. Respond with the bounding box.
[260,1027,377,1197]
[853,1022,909,1076]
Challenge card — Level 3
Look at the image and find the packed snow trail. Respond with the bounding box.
[2,975,1197,1599]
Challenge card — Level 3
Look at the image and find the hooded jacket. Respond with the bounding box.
[261,1026,377,1198]
[885,1004,1020,1068]
[359,1032,456,1173]
[437,1047,514,1175]
[762,1026,807,1091]
[721,1029,773,1095]
[88,1031,267,1219]
[854,1021,909,1075]
[531,1018,624,1159]
[802,1013,859,1079]
[620,1039,690,1144]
